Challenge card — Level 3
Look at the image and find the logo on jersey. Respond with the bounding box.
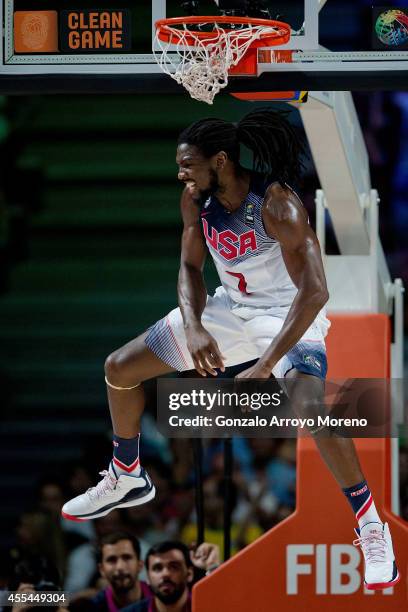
[245,201,255,226]
[202,218,257,261]
[303,354,322,371]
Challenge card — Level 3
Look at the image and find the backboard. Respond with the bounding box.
[1,0,408,93]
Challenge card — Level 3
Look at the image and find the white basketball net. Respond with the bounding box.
[153,23,281,105]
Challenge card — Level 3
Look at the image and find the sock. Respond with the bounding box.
[112,433,141,477]
[342,480,382,529]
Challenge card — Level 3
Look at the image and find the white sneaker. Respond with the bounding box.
[353,522,400,590]
[61,462,156,521]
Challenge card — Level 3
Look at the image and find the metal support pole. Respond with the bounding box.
[391,277,405,515]
[192,439,205,546]
[315,189,326,261]
[392,278,405,384]
[369,190,379,312]
[223,437,233,561]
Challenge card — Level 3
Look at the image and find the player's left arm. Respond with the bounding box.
[236,184,329,378]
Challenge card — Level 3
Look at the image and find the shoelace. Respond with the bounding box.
[353,531,387,564]
[87,470,118,501]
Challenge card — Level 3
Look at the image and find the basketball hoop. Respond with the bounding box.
[153,16,291,105]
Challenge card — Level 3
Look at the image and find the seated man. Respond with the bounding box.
[123,541,220,612]
[87,532,151,611]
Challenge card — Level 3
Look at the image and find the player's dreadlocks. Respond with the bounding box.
[178,108,306,186]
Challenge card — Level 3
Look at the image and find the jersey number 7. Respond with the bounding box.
[226,271,251,295]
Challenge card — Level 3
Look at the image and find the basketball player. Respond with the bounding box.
[62,110,399,590]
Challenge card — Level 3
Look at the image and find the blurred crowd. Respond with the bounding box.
[2,423,407,610]
[0,426,298,610]
[4,533,220,612]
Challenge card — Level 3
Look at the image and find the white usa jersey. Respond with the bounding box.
[200,174,329,334]
[201,174,299,308]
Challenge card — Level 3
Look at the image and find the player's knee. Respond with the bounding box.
[104,351,121,381]
[293,396,325,421]
[104,349,134,385]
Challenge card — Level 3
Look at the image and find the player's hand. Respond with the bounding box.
[235,360,272,379]
[190,542,221,571]
[234,361,272,412]
[185,325,226,376]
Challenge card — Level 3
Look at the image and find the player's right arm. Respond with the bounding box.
[178,187,225,376]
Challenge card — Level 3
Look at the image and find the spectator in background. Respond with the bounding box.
[79,532,151,612]
[266,439,296,508]
[37,476,66,519]
[122,542,220,612]
[9,555,68,612]
[65,510,129,596]
[12,511,66,581]
[181,475,262,558]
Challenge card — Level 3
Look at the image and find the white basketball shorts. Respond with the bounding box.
[145,286,329,379]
